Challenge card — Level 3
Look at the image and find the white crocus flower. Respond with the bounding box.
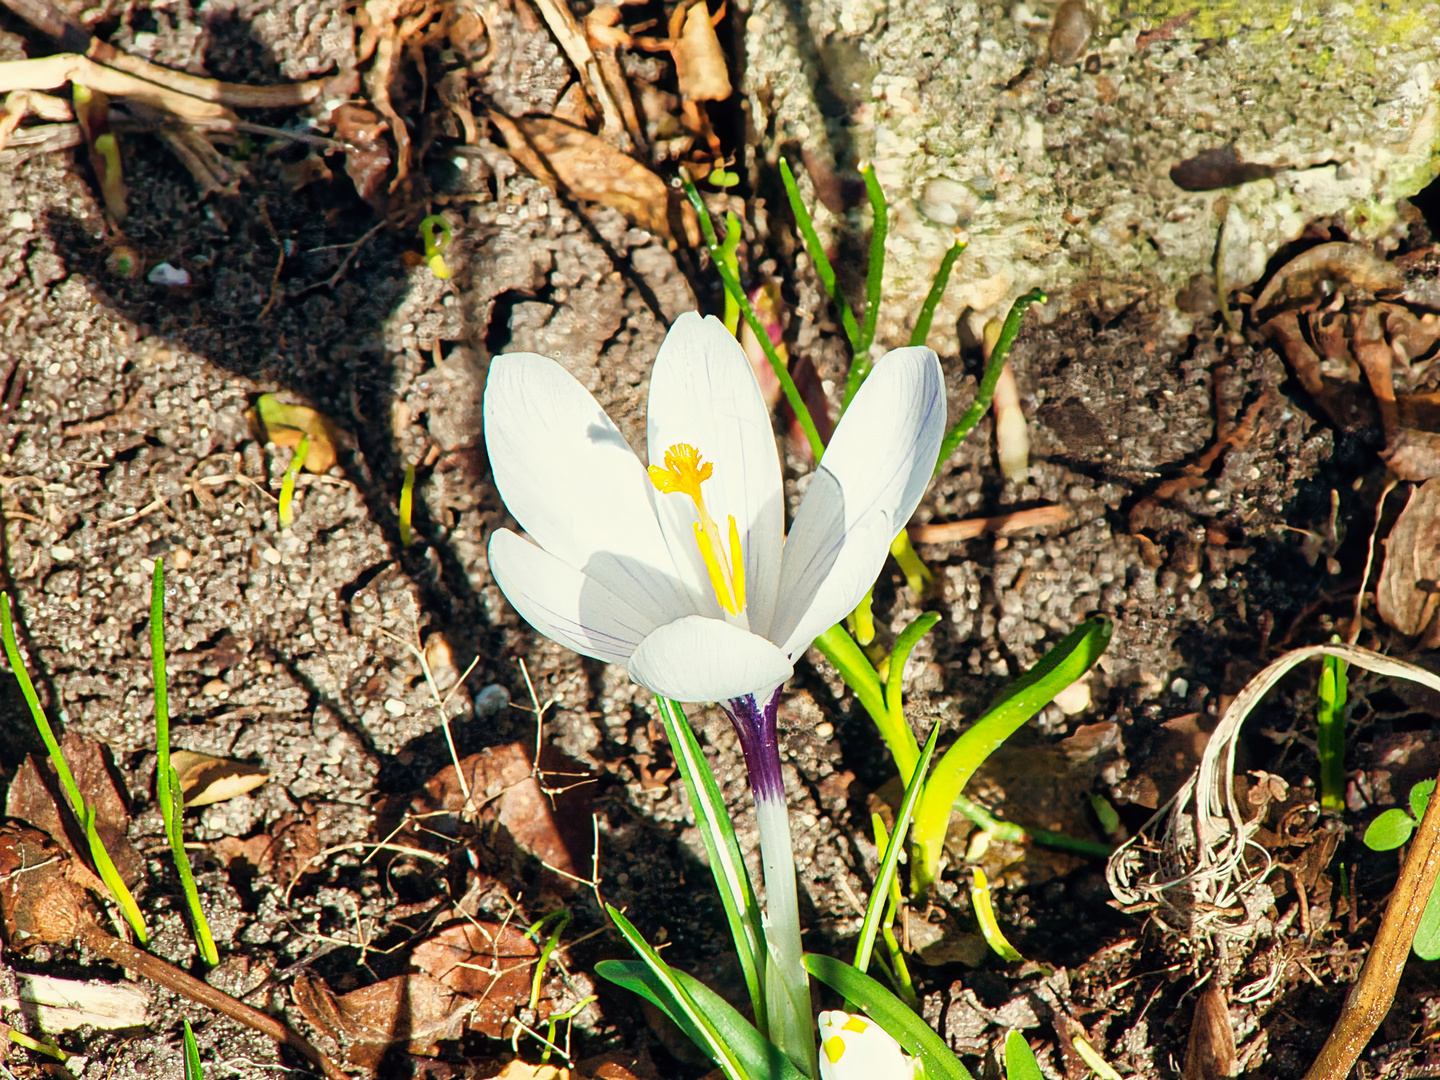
[484,310,944,1068]
[485,310,944,729]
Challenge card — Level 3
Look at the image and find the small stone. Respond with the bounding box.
[1171,677,1190,697]
[8,210,34,230]
[1053,677,1091,715]
[258,546,282,565]
[172,547,193,569]
[815,722,834,740]
[202,679,229,697]
[147,262,190,286]
[475,683,510,717]
[384,698,407,716]
[50,544,75,562]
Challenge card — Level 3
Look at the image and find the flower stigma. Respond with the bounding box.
[648,443,746,616]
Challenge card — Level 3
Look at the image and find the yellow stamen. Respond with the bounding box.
[727,514,745,613]
[649,442,745,615]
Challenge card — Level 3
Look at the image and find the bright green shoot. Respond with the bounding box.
[151,561,220,966]
[526,910,571,1011]
[1317,650,1348,812]
[910,616,1113,893]
[854,724,940,978]
[1,594,149,944]
[777,158,862,357]
[719,210,743,335]
[182,1019,204,1080]
[399,463,417,547]
[277,434,309,530]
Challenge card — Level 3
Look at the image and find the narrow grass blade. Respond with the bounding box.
[911,616,1112,892]
[804,953,975,1080]
[153,563,217,964]
[527,910,570,1010]
[655,696,767,1034]
[1317,651,1347,812]
[182,1019,204,1080]
[971,868,1025,961]
[604,907,752,1080]
[811,626,886,742]
[854,723,940,974]
[278,434,309,530]
[597,961,807,1080]
[168,766,219,965]
[399,464,417,547]
[681,173,824,460]
[777,157,861,355]
[910,238,967,349]
[953,794,1113,858]
[1073,1034,1123,1080]
[882,612,941,783]
[1005,1031,1043,1080]
[151,561,173,840]
[720,211,743,334]
[4,594,149,944]
[935,289,1046,475]
[842,162,888,407]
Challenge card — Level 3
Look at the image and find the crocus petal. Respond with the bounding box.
[647,313,786,633]
[627,615,794,703]
[489,529,659,665]
[771,346,945,657]
[485,352,696,626]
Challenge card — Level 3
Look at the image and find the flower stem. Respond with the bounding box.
[755,792,817,1077]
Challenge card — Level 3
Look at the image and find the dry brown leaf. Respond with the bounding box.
[252,393,345,472]
[294,972,470,1069]
[170,750,269,807]
[1376,479,1440,642]
[489,112,698,245]
[330,103,393,211]
[0,823,91,948]
[495,1065,568,1080]
[211,813,321,888]
[408,742,590,882]
[1252,241,1404,317]
[410,920,536,1035]
[670,0,731,102]
[1183,983,1238,1080]
[5,734,143,892]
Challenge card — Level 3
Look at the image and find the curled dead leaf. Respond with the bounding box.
[294,972,471,1069]
[488,112,699,246]
[251,393,345,472]
[1183,983,1238,1080]
[411,920,537,1036]
[1253,241,1404,317]
[1376,479,1440,643]
[670,0,731,102]
[0,823,91,948]
[210,813,321,889]
[170,749,270,807]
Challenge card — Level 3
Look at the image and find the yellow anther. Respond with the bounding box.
[649,442,745,616]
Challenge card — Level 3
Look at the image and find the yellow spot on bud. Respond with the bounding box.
[842,1016,869,1033]
[823,1036,847,1064]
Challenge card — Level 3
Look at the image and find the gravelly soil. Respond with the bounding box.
[2,4,1439,1079]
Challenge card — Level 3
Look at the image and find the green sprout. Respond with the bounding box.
[183,1020,204,1080]
[1364,779,1440,959]
[970,867,1025,962]
[420,215,453,280]
[1,594,149,944]
[5,1026,68,1062]
[278,434,309,530]
[719,211,743,335]
[151,560,220,966]
[399,463,417,547]
[1318,648,1348,812]
[526,910,571,1011]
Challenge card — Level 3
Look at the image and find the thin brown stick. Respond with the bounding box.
[77,921,346,1080]
[910,504,1070,544]
[1302,765,1440,1080]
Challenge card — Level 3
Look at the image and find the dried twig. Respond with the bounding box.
[910,504,1071,544]
[1302,766,1440,1080]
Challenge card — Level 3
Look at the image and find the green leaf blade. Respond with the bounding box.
[1411,779,1435,824]
[805,953,974,1080]
[1364,808,1417,851]
[1005,1031,1043,1080]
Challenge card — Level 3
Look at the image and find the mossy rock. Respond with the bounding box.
[742,0,1440,346]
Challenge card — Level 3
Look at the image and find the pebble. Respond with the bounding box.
[475,683,511,717]
[384,698,407,716]
[815,722,834,740]
[258,546,282,565]
[50,544,75,562]
[147,262,190,286]
[202,679,228,697]
[8,210,34,230]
